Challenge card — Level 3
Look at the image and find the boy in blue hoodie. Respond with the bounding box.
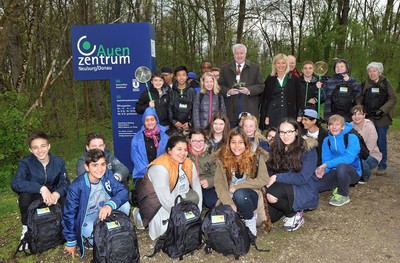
[63,149,129,258]
[315,115,361,207]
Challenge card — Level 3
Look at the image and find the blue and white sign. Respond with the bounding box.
[71,23,156,172]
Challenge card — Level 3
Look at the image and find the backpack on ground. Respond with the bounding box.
[15,199,64,256]
[93,210,140,263]
[330,83,356,120]
[202,205,269,260]
[327,128,369,160]
[362,80,389,118]
[147,195,202,260]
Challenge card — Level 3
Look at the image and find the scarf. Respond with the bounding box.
[143,125,160,148]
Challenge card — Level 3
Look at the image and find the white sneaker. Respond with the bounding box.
[18,225,29,251]
[132,207,145,230]
[283,211,304,232]
[245,214,257,236]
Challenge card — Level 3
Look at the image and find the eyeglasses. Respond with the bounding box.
[279,130,296,137]
[190,139,205,144]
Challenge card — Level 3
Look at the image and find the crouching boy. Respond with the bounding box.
[62,149,130,258]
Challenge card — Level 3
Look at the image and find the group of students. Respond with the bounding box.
[11,45,397,259]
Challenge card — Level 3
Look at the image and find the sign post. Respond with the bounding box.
[71,23,156,172]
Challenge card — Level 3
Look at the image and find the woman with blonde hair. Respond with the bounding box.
[259,54,302,131]
[214,127,270,236]
[192,72,226,129]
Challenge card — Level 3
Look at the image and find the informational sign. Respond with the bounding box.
[71,23,156,172]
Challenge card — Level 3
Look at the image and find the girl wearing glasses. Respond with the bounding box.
[266,118,318,232]
[188,128,218,208]
[214,127,270,236]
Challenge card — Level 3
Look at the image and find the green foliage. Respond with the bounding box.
[0,91,43,189]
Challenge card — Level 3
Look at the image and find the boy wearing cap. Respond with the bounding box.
[188,71,200,92]
[301,109,328,166]
[161,66,174,88]
[168,66,196,133]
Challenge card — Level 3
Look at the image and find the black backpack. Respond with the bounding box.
[93,210,140,263]
[147,195,202,260]
[327,128,369,160]
[15,199,64,256]
[202,205,269,260]
[331,83,356,120]
[362,80,389,118]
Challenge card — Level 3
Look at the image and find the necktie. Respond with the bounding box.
[237,64,241,75]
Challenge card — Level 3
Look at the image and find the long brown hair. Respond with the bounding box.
[220,127,257,184]
[267,118,304,173]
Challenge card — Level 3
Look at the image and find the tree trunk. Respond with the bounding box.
[236,0,246,44]
[336,0,350,56]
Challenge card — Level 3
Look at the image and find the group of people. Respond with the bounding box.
[11,43,397,259]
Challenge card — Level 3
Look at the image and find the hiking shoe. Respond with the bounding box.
[245,214,257,236]
[329,194,350,206]
[358,178,367,185]
[331,187,338,196]
[376,168,386,176]
[283,211,304,232]
[132,207,145,230]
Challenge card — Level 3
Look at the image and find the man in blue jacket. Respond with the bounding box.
[11,132,70,247]
[315,115,361,206]
[63,149,129,258]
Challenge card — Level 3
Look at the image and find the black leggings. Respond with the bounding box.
[266,182,295,223]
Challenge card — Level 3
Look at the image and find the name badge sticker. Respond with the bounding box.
[371,87,380,94]
[184,211,196,221]
[339,87,348,93]
[179,103,188,109]
[211,215,225,225]
[36,207,50,215]
[106,221,121,230]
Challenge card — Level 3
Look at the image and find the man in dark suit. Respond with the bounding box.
[218,44,264,126]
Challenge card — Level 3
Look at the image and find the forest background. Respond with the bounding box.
[0,0,400,190]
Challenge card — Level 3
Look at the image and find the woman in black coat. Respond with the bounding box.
[259,54,302,131]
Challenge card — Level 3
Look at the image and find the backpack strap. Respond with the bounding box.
[14,237,31,257]
[247,229,270,252]
[146,234,166,258]
[327,134,349,149]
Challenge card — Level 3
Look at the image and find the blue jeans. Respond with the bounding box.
[362,156,379,181]
[202,187,218,208]
[232,188,258,219]
[375,125,388,169]
[82,201,130,245]
[318,163,360,197]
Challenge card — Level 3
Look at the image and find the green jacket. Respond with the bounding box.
[188,149,216,189]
